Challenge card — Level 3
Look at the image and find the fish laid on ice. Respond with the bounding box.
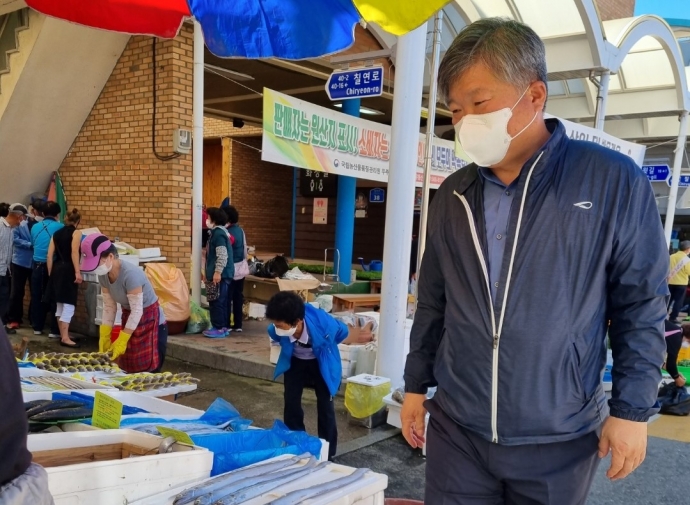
[268,468,369,505]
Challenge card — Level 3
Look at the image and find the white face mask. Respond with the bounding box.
[274,325,297,338]
[93,258,113,276]
[454,86,538,167]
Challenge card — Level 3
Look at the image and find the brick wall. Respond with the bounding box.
[594,0,635,20]
[58,29,194,335]
[227,136,292,255]
[204,117,262,138]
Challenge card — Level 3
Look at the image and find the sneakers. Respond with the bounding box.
[7,322,19,330]
[203,328,229,339]
[233,328,243,333]
[48,333,61,339]
[34,330,43,336]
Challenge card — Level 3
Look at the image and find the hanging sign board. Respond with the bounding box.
[642,165,670,182]
[370,188,385,203]
[667,175,690,188]
[326,67,384,100]
[313,198,328,224]
[262,88,468,189]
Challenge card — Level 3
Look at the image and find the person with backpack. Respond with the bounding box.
[223,205,248,333]
[202,207,234,338]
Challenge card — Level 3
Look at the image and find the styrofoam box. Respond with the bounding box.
[358,312,413,387]
[249,302,267,319]
[66,390,204,419]
[28,429,213,505]
[346,373,390,388]
[129,454,387,505]
[341,360,356,379]
[338,343,364,362]
[20,368,115,402]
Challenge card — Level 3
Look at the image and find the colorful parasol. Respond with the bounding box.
[24,0,451,59]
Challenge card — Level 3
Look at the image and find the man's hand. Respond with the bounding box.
[675,374,686,388]
[401,393,427,449]
[343,321,375,345]
[598,416,647,481]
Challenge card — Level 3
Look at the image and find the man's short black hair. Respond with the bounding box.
[206,207,228,226]
[224,205,239,225]
[266,291,305,326]
[0,203,9,218]
[43,201,61,218]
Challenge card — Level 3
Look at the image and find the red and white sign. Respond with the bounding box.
[313,198,328,224]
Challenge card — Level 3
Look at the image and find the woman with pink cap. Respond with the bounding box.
[80,234,167,373]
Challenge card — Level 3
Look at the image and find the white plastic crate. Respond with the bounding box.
[28,429,213,505]
[129,455,387,505]
[341,359,356,379]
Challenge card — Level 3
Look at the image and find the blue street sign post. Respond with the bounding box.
[325,66,384,101]
[641,164,669,182]
[667,174,690,187]
[370,188,385,203]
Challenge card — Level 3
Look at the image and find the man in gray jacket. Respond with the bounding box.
[402,18,668,505]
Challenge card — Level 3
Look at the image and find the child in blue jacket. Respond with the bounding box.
[266,291,372,459]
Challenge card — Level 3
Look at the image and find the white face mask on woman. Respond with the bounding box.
[274,325,297,338]
[93,258,113,276]
[454,86,538,167]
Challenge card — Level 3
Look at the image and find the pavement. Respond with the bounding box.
[11,326,690,503]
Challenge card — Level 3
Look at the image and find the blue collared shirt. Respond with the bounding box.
[12,220,33,268]
[30,217,63,263]
[479,167,517,300]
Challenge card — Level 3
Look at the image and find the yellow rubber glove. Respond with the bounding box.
[99,325,113,353]
[109,331,132,361]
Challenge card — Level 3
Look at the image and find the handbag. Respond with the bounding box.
[205,280,220,302]
[233,228,250,280]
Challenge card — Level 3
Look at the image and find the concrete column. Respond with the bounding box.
[664,110,689,246]
[191,21,204,304]
[376,24,427,386]
[334,99,360,284]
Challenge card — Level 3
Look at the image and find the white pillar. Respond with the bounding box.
[191,21,204,304]
[417,11,443,278]
[664,110,689,246]
[593,71,610,130]
[376,23,427,387]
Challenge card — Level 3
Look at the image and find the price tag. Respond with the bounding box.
[92,391,123,429]
[156,426,194,446]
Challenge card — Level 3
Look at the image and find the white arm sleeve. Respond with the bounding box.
[124,292,144,333]
[102,290,117,328]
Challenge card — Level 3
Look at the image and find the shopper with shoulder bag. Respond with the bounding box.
[224,205,248,333]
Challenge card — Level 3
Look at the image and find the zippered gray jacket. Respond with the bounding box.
[404,119,669,445]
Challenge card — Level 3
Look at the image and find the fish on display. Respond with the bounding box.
[24,399,51,411]
[29,407,93,423]
[268,467,369,505]
[173,456,305,505]
[25,400,87,418]
[213,457,323,505]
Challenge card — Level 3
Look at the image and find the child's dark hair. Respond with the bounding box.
[266,291,305,326]
[0,203,9,218]
[224,205,239,225]
[43,201,62,218]
[207,207,228,226]
[100,244,119,260]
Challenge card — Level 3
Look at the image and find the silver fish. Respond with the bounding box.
[268,468,369,505]
[213,458,323,505]
[173,456,305,505]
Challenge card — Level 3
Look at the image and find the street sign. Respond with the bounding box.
[667,175,690,188]
[369,188,385,203]
[326,66,384,101]
[642,164,669,182]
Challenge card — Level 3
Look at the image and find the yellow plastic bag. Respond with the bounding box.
[344,375,391,419]
[144,263,191,322]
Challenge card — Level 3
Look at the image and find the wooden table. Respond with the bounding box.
[332,294,382,313]
[369,280,382,294]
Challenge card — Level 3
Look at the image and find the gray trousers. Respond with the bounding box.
[0,463,54,505]
[425,400,600,505]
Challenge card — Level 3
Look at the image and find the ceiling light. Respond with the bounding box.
[333,103,384,116]
[204,64,254,81]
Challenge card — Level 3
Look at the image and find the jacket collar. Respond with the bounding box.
[450,118,568,196]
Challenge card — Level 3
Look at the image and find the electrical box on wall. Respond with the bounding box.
[174,129,192,154]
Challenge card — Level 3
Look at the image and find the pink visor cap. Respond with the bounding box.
[80,233,113,272]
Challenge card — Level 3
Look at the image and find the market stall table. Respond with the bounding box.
[332,294,382,313]
[245,275,321,303]
[369,280,382,294]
